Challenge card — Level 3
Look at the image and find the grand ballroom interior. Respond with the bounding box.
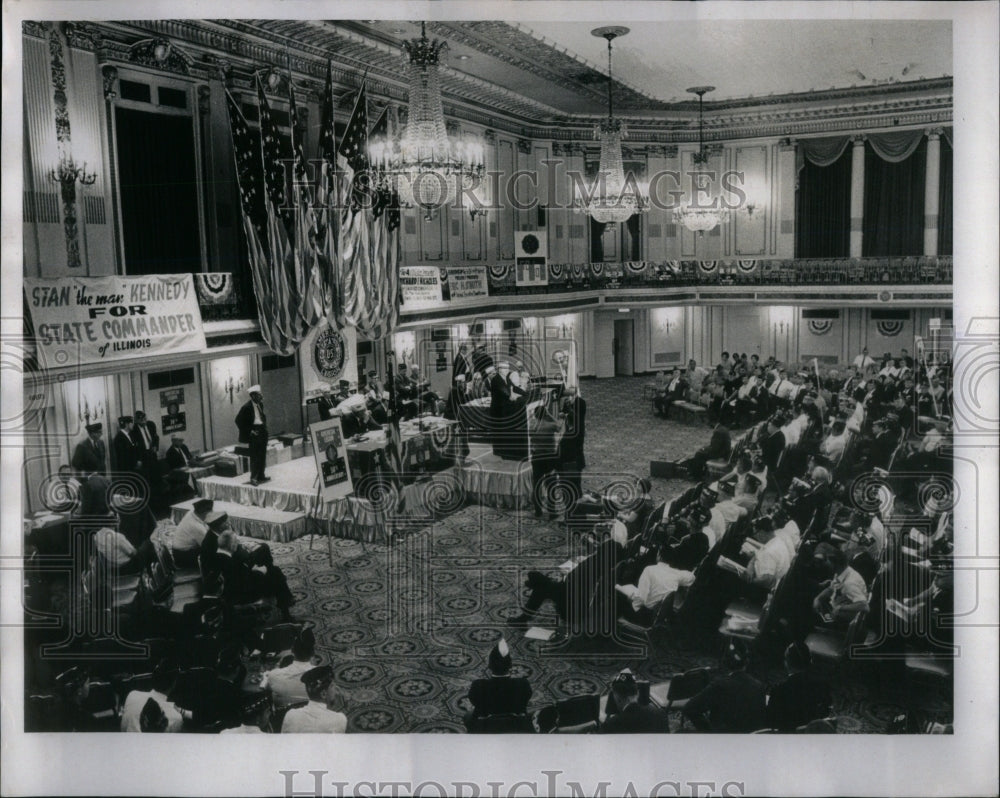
[14,11,976,740]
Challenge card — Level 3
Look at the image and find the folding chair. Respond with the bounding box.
[648,667,714,732]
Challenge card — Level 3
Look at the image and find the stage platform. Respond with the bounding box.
[458,443,532,510]
[192,444,533,543]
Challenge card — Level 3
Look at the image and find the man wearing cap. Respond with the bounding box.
[261,628,317,710]
[340,395,381,440]
[236,385,269,485]
[72,423,108,477]
[221,691,272,734]
[121,660,184,733]
[113,416,142,477]
[165,434,194,471]
[281,666,348,733]
[600,670,671,733]
[464,638,533,729]
[171,497,214,566]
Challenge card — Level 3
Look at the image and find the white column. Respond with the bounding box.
[923,129,942,256]
[849,135,866,258]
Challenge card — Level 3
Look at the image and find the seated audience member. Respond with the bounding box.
[600,671,671,734]
[201,516,296,621]
[785,466,834,536]
[615,479,655,540]
[90,525,158,578]
[896,419,950,478]
[139,698,169,733]
[615,545,695,625]
[711,478,751,534]
[679,424,732,480]
[682,642,767,733]
[509,536,623,635]
[818,418,850,466]
[165,434,195,470]
[464,639,532,729]
[220,691,272,734]
[812,547,869,627]
[771,507,801,559]
[171,497,214,567]
[838,510,887,561]
[686,359,708,395]
[261,627,317,710]
[281,666,347,733]
[109,490,157,549]
[738,517,792,591]
[121,660,184,733]
[339,395,382,439]
[766,642,833,732]
[44,464,81,513]
[663,505,715,572]
[856,416,898,472]
[653,367,689,418]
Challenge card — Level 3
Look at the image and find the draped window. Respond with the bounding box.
[938,134,953,256]
[795,138,851,258]
[115,107,201,275]
[862,131,926,256]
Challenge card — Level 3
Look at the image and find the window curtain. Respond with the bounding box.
[795,145,851,257]
[589,218,607,262]
[625,214,641,260]
[115,107,201,275]
[862,136,926,257]
[938,135,953,256]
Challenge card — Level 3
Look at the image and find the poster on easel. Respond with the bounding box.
[308,418,354,501]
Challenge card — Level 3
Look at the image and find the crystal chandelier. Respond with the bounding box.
[673,86,735,234]
[576,26,647,224]
[368,22,485,214]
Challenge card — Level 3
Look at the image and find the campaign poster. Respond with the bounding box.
[160,388,187,434]
[309,418,354,501]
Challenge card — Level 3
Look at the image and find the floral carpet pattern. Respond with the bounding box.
[268,377,949,733]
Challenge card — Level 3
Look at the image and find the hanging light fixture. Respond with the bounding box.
[369,22,485,214]
[673,85,731,234]
[576,26,648,224]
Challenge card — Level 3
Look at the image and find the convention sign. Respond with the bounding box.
[443,266,489,300]
[24,274,206,368]
[309,417,354,501]
[399,266,443,311]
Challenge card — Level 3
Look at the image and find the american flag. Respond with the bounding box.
[225,90,294,354]
[338,82,370,214]
[316,60,342,322]
[369,106,390,220]
[289,82,325,328]
[257,77,294,239]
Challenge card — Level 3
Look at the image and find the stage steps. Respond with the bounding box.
[170,498,308,543]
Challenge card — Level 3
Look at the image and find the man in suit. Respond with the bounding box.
[71,423,107,476]
[131,410,160,501]
[760,413,788,475]
[682,642,767,733]
[113,416,142,477]
[235,385,269,485]
[557,385,587,501]
[464,639,532,729]
[316,384,337,422]
[339,395,381,440]
[453,343,475,382]
[653,367,689,418]
[600,671,671,734]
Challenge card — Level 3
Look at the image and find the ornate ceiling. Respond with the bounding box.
[46,17,953,141]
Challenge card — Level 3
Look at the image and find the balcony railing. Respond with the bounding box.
[486,255,953,296]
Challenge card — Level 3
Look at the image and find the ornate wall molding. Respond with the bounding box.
[101,64,119,100]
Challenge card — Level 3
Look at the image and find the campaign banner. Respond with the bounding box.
[309,418,354,501]
[399,266,443,311]
[24,274,206,368]
[300,322,358,404]
[443,266,488,301]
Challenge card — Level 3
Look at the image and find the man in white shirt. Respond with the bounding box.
[819,419,850,464]
[879,358,900,379]
[170,497,214,567]
[711,480,750,538]
[686,358,708,394]
[853,348,875,370]
[281,666,348,733]
[616,545,696,625]
[772,508,801,560]
[261,628,317,710]
[813,548,869,626]
[121,661,184,733]
[221,691,271,734]
[740,518,792,590]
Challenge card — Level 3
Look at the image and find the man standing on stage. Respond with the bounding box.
[113,416,143,479]
[71,422,107,477]
[236,385,269,486]
[131,409,160,503]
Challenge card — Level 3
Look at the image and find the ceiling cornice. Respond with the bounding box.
[68,20,951,144]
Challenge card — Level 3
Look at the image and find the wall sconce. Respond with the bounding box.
[49,156,97,200]
[773,320,788,335]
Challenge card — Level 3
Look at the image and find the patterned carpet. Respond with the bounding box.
[265,377,950,733]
